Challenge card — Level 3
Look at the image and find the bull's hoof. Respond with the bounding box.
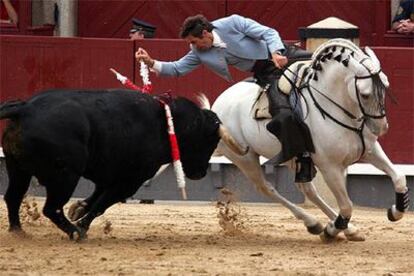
[69,226,88,241]
[344,231,366,242]
[68,201,87,221]
[387,207,403,222]
[307,222,324,235]
[8,226,28,238]
[8,225,23,232]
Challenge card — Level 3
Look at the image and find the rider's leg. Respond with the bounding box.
[252,59,316,182]
[265,83,316,182]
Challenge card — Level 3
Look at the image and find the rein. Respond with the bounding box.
[303,80,367,161]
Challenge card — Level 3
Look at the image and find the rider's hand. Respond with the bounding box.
[272,52,288,69]
[135,48,155,68]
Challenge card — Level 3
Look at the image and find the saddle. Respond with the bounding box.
[252,59,312,120]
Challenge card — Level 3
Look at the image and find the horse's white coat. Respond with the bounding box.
[212,39,408,240]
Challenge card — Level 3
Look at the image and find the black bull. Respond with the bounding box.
[0,89,243,240]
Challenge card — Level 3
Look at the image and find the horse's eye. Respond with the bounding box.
[361,94,369,100]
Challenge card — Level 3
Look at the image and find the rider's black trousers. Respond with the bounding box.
[251,59,315,164]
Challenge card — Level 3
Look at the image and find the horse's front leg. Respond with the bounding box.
[317,167,365,242]
[361,141,409,221]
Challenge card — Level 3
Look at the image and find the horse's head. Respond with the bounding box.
[346,46,389,136]
[310,39,390,137]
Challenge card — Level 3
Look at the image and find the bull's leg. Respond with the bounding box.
[224,150,323,235]
[4,157,32,232]
[68,186,104,221]
[76,182,139,234]
[68,166,166,221]
[296,181,362,240]
[317,166,364,242]
[41,173,83,240]
[361,141,409,221]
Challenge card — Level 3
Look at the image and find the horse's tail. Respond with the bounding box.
[0,100,26,119]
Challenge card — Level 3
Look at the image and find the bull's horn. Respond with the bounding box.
[218,125,249,156]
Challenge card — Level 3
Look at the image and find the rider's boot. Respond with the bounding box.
[295,153,317,183]
[265,83,316,182]
[265,83,292,138]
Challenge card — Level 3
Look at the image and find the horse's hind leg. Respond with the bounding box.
[296,182,337,218]
[361,141,409,221]
[4,157,32,232]
[225,151,323,235]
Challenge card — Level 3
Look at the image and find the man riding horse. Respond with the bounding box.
[136,14,316,182]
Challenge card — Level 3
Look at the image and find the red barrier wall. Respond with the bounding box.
[0,35,412,163]
[0,35,133,100]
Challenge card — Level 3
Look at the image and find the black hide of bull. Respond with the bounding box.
[0,89,221,239]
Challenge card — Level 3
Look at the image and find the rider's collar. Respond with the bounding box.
[212,30,227,49]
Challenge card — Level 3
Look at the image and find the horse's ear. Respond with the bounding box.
[379,72,389,87]
[364,47,380,68]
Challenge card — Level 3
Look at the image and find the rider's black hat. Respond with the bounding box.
[130,18,156,38]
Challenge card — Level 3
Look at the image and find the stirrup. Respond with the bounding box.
[295,156,317,183]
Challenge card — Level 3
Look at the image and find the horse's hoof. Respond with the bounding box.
[344,231,366,242]
[307,222,324,235]
[68,201,87,221]
[387,207,403,222]
[319,227,342,243]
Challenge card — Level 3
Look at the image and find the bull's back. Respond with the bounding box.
[2,89,166,178]
[21,89,160,139]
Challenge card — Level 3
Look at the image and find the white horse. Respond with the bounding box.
[210,38,409,241]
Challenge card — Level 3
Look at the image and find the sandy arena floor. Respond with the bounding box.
[0,195,413,276]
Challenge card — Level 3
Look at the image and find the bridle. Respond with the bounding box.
[284,55,387,161]
[354,57,386,120]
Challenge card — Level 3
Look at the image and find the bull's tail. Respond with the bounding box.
[0,100,26,119]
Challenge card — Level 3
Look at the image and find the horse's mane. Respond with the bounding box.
[306,38,377,82]
[312,38,364,61]
[307,38,386,111]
